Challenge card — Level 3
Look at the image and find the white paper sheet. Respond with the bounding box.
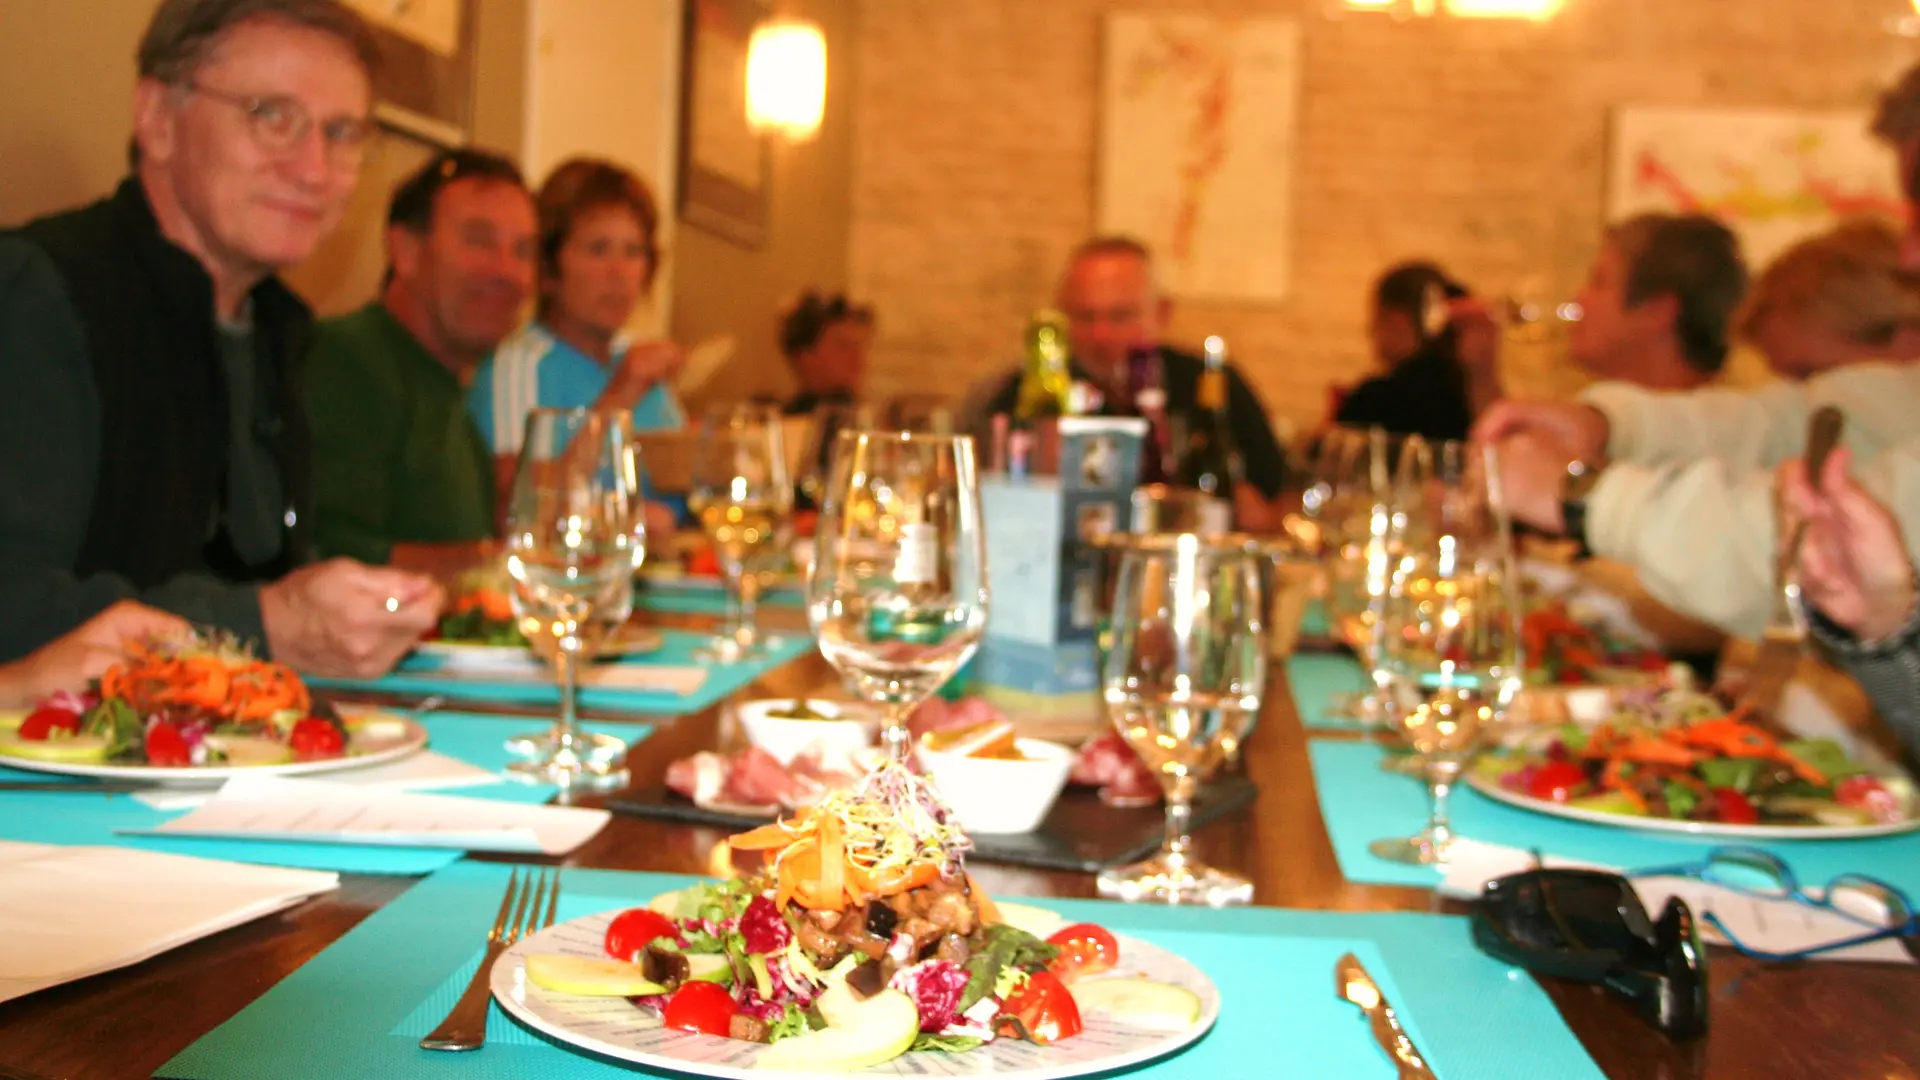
[429,662,707,695]
[119,775,610,855]
[1438,838,1913,964]
[0,841,338,1003]
[133,750,502,811]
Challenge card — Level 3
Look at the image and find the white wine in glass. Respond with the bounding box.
[688,405,792,660]
[1368,441,1524,865]
[808,431,988,760]
[502,408,647,790]
[1099,533,1268,906]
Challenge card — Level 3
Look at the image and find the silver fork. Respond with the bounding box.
[420,866,560,1051]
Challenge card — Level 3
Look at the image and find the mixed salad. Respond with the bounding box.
[1481,689,1914,828]
[0,632,347,768]
[431,576,522,646]
[524,761,1198,1069]
[1521,602,1669,686]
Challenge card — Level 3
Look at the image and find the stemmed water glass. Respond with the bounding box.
[1320,426,1403,723]
[1368,441,1525,865]
[808,431,989,761]
[1098,533,1269,906]
[690,405,793,660]
[501,407,647,789]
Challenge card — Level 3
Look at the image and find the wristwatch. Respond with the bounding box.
[1560,459,1603,556]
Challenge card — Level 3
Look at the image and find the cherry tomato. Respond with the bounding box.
[1837,776,1902,823]
[687,547,722,577]
[145,721,192,767]
[288,718,345,760]
[1045,923,1119,982]
[1710,788,1759,825]
[998,970,1082,1044]
[663,979,736,1036]
[1527,761,1589,803]
[17,706,81,741]
[604,908,680,962]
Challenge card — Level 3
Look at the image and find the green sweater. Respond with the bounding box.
[303,303,495,564]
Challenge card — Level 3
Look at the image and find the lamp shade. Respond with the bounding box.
[746,17,827,141]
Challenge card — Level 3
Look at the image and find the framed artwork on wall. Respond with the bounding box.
[341,0,476,148]
[1096,13,1301,304]
[678,0,770,248]
[1607,106,1904,268]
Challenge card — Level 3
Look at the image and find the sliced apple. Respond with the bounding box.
[525,955,669,997]
[757,987,918,1072]
[686,952,733,985]
[1069,977,1202,1029]
[646,889,682,916]
[205,734,293,767]
[0,731,111,763]
[0,710,26,733]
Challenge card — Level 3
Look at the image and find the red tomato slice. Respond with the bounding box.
[663,980,736,1036]
[18,706,81,741]
[604,908,680,962]
[145,722,192,767]
[1711,788,1759,825]
[288,718,345,760]
[1046,923,1119,982]
[999,970,1083,1044]
[1527,761,1588,803]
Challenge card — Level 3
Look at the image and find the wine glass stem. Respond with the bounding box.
[1160,792,1194,865]
[881,702,911,763]
[722,562,745,639]
[1425,776,1456,853]
[737,574,762,650]
[555,648,581,751]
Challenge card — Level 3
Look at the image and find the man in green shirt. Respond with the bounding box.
[304,149,537,564]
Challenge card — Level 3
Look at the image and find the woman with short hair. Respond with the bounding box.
[468,157,686,461]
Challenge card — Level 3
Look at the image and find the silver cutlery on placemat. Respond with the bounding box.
[1337,951,1435,1079]
[420,866,558,1051]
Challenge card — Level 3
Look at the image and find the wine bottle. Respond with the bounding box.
[1013,309,1073,422]
[1173,336,1241,500]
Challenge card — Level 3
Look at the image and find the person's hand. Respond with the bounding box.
[1492,432,1579,534]
[1472,400,1610,460]
[0,601,188,707]
[260,559,445,678]
[603,340,686,410]
[1780,447,1916,641]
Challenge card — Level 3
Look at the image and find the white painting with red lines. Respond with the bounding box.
[1607,106,1906,269]
[1097,15,1300,304]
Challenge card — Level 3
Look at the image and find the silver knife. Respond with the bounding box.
[1337,952,1436,1080]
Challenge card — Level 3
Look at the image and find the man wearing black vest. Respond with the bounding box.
[0,0,441,675]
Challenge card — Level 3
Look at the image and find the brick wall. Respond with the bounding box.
[847,0,1916,436]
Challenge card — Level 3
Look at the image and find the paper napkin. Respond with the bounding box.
[121,775,610,855]
[0,840,339,1003]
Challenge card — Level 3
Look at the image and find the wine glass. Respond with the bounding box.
[501,407,647,789]
[1320,427,1401,723]
[1099,532,1268,905]
[690,405,793,660]
[808,430,988,761]
[1368,441,1525,865]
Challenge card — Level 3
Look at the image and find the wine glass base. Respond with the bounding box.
[1378,752,1427,777]
[1368,835,1451,866]
[693,636,768,663]
[1096,855,1253,906]
[503,729,629,790]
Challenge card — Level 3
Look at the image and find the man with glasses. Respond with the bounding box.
[302,150,537,564]
[0,0,440,676]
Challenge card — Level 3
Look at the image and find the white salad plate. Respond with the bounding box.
[490,906,1220,1079]
[1466,768,1920,841]
[414,627,665,671]
[0,709,428,788]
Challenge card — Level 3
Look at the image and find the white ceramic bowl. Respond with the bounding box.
[735,698,874,766]
[916,737,1074,835]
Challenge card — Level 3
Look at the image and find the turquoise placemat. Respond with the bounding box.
[1289,652,1382,732]
[636,581,804,616]
[1299,597,1330,638]
[1309,739,1920,891]
[311,629,812,715]
[161,862,1601,1080]
[0,713,650,875]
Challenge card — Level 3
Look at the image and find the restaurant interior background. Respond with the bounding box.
[0,0,1912,434]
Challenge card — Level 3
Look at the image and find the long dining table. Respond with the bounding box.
[1,611,1917,1080]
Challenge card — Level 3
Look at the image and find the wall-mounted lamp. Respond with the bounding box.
[746,17,827,142]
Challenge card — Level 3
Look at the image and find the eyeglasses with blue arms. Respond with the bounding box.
[1631,846,1918,962]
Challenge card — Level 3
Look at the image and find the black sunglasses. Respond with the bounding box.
[1472,867,1709,1041]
